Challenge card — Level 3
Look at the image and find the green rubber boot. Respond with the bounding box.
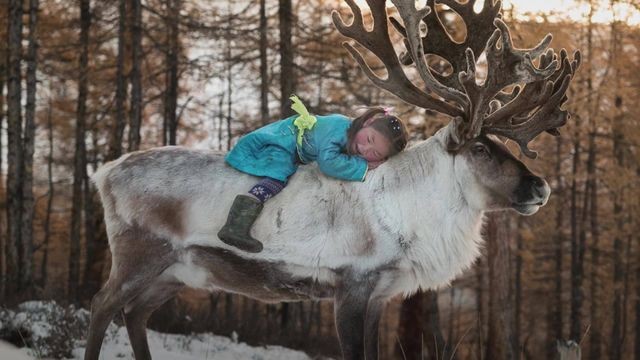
[217,195,264,253]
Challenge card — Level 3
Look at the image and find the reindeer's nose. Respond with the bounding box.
[524,176,544,196]
[515,175,550,206]
[524,175,550,203]
[528,175,545,188]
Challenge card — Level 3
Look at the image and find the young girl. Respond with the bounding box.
[218,95,409,253]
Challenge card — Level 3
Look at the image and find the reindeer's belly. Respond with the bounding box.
[164,245,336,302]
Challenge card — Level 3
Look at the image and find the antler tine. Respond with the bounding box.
[486,48,558,127]
[332,0,463,116]
[485,47,575,128]
[487,19,557,87]
[390,0,468,106]
[455,18,560,140]
[486,75,573,158]
[484,50,581,158]
[390,0,501,93]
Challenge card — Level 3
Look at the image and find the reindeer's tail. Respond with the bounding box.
[91,157,122,194]
[90,154,134,244]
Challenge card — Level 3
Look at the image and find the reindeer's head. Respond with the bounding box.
[452,133,550,215]
[333,0,580,215]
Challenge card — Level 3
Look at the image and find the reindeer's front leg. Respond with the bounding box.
[334,272,384,360]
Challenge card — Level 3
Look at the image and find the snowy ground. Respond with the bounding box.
[71,328,314,360]
[0,301,319,360]
[0,340,33,360]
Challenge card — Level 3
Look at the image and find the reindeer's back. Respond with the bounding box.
[91,147,256,240]
[91,146,403,279]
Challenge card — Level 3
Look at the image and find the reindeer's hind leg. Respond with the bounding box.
[122,281,184,360]
[84,225,177,360]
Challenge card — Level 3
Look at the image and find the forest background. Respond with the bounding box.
[1,0,639,359]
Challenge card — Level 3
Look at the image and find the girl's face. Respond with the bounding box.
[351,125,392,162]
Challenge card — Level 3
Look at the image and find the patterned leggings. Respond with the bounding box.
[248,177,287,203]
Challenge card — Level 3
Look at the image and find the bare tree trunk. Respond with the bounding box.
[610,98,625,360]
[585,131,601,359]
[225,293,234,329]
[69,0,91,303]
[397,292,449,360]
[426,291,451,360]
[569,134,583,341]
[448,286,455,351]
[19,0,39,294]
[280,302,290,336]
[486,212,516,360]
[225,4,233,151]
[0,29,4,178]
[514,218,523,359]
[5,0,24,298]
[621,233,632,353]
[579,3,604,357]
[109,0,127,160]
[0,54,3,181]
[164,0,180,145]
[315,301,323,337]
[548,136,565,359]
[218,93,224,151]
[397,295,420,359]
[301,302,313,336]
[609,4,626,356]
[635,242,640,360]
[0,45,5,298]
[259,0,269,125]
[586,118,602,360]
[279,0,294,117]
[128,0,142,152]
[41,90,54,288]
[476,257,485,358]
[570,0,595,343]
[82,0,128,302]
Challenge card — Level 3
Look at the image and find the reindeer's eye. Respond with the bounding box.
[472,143,490,157]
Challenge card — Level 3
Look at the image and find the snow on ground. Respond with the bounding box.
[71,327,314,360]
[1,301,318,360]
[5,329,314,360]
[0,340,34,360]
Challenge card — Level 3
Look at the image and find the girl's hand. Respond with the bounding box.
[368,160,385,169]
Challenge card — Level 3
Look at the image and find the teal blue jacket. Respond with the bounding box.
[225,114,368,182]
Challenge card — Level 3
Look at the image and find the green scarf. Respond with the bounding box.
[290,95,317,146]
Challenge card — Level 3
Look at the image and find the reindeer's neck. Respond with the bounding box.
[368,133,484,292]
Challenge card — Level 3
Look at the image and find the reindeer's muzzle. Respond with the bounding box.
[511,175,551,215]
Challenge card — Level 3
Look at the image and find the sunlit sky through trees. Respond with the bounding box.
[352,0,640,25]
[503,0,640,24]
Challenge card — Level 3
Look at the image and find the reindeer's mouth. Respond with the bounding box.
[511,201,543,216]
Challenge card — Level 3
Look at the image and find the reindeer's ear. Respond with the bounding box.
[446,117,465,153]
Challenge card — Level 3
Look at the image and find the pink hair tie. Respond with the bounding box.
[382,106,394,115]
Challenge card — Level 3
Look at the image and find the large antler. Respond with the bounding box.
[483,48,581,157]
[331,0,463,117]
[332,0,581,158]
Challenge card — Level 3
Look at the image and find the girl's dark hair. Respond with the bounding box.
[347,107,409,157]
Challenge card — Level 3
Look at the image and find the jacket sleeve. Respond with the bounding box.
[317,142,368,181]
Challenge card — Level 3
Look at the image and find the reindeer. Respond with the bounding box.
[84,1,580,359]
